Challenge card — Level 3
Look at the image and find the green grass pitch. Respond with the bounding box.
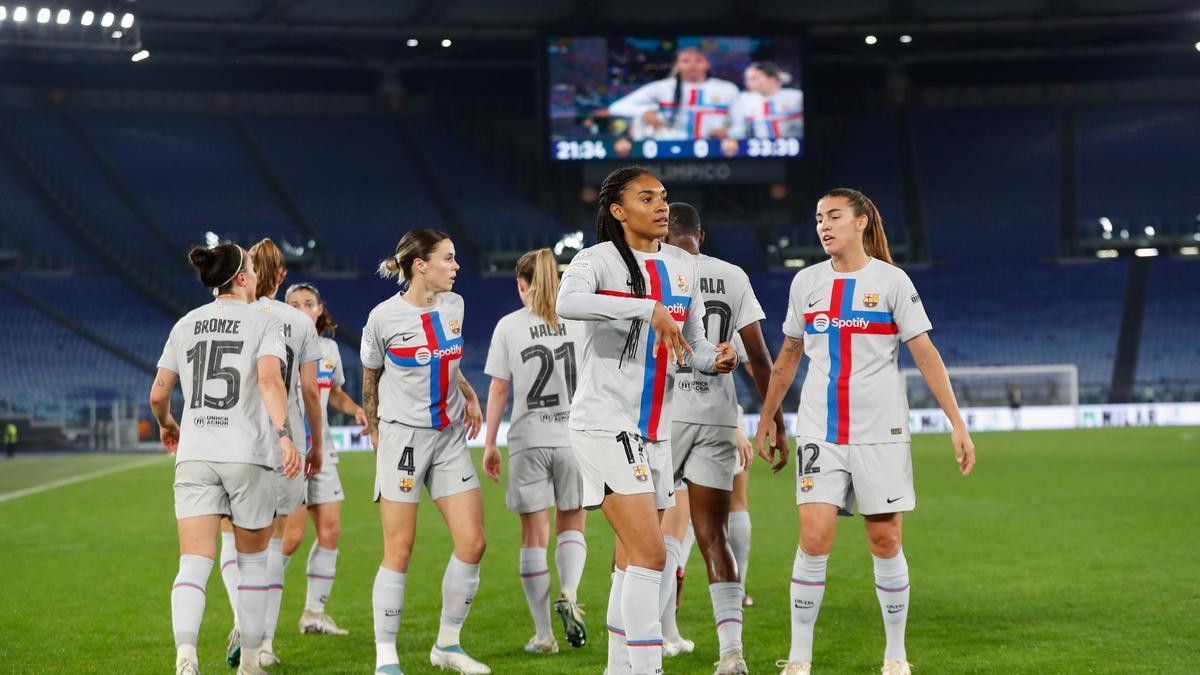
[1,426,1198,674]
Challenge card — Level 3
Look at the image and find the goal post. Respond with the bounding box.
[901,364,1079,409]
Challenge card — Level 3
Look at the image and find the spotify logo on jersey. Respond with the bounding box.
[812,314,830,332]
[414,347,432,365]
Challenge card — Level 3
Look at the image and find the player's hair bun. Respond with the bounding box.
[188,244,243,289]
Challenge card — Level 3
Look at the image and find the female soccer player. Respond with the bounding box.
[754,188,977,675]
[607,46,740,141]
[282,281,366,636]
[362,229,489,675]
[729,61,804,140]
[152,244,300,675]
[557,166,738,675]
[482,248,589,655]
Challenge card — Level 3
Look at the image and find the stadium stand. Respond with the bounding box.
[1135,258,1200,402]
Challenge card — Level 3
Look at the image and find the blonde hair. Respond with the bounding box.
[378,229,451,287]
[249,238,285,298]
[516,248,560,331]
[822,187,893,264]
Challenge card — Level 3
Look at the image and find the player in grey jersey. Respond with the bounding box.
[653,203,788,674]
[152,244,299,675]
[363,230,490,675]
[282,282,367,637]
[756,189,976,675]
[482,248,590,655]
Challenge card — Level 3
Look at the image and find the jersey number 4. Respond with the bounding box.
[185,340,244,410]
[520,342,577,410]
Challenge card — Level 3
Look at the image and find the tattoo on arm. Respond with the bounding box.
[783,337,804,353]
[363,367,382,433]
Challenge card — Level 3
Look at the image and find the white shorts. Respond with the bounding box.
[306,459,344,506]
[374,422,480,503]
[174,460,275,531]
[570,429,675,511]
[505,445,583,514]
[275,460,307,515]
[671,422,738,491]
[795,436,915,516]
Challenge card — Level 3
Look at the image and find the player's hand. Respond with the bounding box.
[643,110,667,130]
[159,416,180,454]
[734,428,753,469]
[305,443,323,479]
[368,427,379,455]
[651,302,693,367]
[952,423,975,476]
[483,444,502,482]
[714,341,739,373]
[279,437,301,479]
[754,418,789,473]
[773,426,791,470]
[463,397,483,440]
[353,406,368,428]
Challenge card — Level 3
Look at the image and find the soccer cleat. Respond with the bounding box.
[714,651,750,675]
[675,567,685,608]
[523,634,559,654]
[225,627,241,667]
[553,593,588,647]
[743,594,755,607]
[375,664,405,675]
[429,644,491,674]
[299,609,350,635]
[776,661,812,675]
[236,660,265,675]
[176,657,199,675]
[881,659,913,675]
[663,636,695,657]
[257,649,280,667]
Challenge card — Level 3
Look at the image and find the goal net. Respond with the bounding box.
[902,364,1079,409]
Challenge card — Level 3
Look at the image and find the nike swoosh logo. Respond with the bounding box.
[887,608,904,614]
[667,491,675,498]
[886,496,904,504]
[807,299,819,308]
[398,332,418,342]
[461,475,474,482]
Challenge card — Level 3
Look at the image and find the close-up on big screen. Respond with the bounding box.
[547,34,804,161]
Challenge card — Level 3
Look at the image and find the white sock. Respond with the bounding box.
[305,544,338,613]
[262,539,284,650]
[606,570,630,674]
[678,522,696,570]
[372,566,406,667]
[874,549,910,661]
[555,530,588,601]
[171,555,212,656]
[437,555,480,647]
[709,581,744,656]
[789,548,828,663]
[176,643,198,667]
[623,565,664,675]
[519,547,553,638]
[728,511,751,584]
[659,536,682,642]
[218,532,239,625]
[236,550,270,668]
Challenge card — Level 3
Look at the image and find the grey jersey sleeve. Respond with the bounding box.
[298,319,322,364]
[558,252,657,322]
[484,323,511,380]
[157,326,180,373]
[733,269,766,331]
[782,271,808,339]
[360,312,384,369]
[893,271,933,342]
[257,315,289,363]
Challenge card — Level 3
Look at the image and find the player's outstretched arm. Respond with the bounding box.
[300,360,323,478]
[755,336,804,473]
[483,377,510,482]
[149,367,180,453]
[906,333,975,476]
[362,366,383,451]
[329,385,368,427]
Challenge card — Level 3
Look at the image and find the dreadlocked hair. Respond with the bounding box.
[595,165,653,367]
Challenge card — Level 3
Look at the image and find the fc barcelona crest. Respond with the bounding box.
[633,465,649,483]
[863,293,880,309]
[448,319,462,335]
[800,475,814,493]
[676,275,688,292]
[398,477,415,493]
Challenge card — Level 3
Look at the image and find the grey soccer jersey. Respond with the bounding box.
[557,241,718,442]
[252,297,322,450]
[484,308,585,451]
[316,337,344,464]
[672,254,765,428]
[157,299,288,467]
[782,258,932,445]
[360,291,466,430]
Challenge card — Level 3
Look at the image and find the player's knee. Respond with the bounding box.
[457,535,486,564]
[317,521,341,548]
[800,532,834,556]
[281,532,303,556]
[867,531,901,558]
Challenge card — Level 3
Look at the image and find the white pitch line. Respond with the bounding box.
[0,455,166,504]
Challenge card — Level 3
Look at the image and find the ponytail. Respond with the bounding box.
[822,187,894,265]
[596,165,654,366]
[378,229,451,288]
[249,238,285,299]
[516,248,561,332]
